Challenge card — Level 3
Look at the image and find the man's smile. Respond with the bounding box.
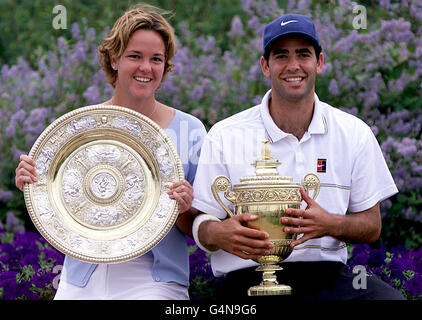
[282,75,306,84]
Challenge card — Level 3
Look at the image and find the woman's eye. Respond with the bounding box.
[152,57,164,62]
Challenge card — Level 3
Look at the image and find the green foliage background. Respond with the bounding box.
[0,0,244,66]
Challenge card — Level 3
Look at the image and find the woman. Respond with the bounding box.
[15,4,206,300]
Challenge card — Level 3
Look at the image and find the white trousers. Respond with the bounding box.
[54,255,189,300]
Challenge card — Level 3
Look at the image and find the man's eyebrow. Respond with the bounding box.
[295,48,312,54]
[272,48,312,55]
[272,48,289,55]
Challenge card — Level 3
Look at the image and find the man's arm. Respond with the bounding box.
[328,204,381,244]
[281,187,381,247]
[176,207,201,238]
[196,213,274,260]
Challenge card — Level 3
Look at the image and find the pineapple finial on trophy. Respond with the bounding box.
[254,140,280,176]
[262,140,272,160]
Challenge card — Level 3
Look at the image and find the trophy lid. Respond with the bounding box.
[238,141,295,186]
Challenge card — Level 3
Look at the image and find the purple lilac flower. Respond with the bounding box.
[411,162,422,174]
[70,41,87,65]
[241,0,254,15]
[198,36,216,54]
[71,22,82,41]
[85,27,96,43]
[332,30,359,53]
[321,62,332,75]
[0,190,13,202]
[7,144,20,167]
[177,22,191,39]
[410,1,422,19]
[247,16,260,30]
[379,0,392,9]
[392,120,412,136]
[5,121,16,138]
[297,0,312,11]
[381,136,395,153]
[5,212,25,234]
[83,85,101,104]
[22,108,47,134]
[228,16,245,39]
[328,79,339,96]
[191,84,204,101]
[57,36,68,53]
[396,138,417,158]
[11,109,25,124]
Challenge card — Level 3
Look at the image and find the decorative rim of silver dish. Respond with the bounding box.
[23,104,184,264]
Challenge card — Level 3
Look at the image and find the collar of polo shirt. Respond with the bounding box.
[260,90,327,143]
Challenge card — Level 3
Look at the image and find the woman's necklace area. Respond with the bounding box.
[146,101,158,118]
[110,99,158,119]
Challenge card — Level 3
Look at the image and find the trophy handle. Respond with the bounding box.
[301,173,320,200]
[211,175,235,218]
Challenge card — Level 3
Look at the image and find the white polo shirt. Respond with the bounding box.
[192,90,398,277]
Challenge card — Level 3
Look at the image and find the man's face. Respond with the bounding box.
[261,37,323,103]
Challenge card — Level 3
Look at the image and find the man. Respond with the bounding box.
[191,14,403,300]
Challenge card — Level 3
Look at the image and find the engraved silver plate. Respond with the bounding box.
[23,105,184,264]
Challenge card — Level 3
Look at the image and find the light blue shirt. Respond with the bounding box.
[63,109,207,287]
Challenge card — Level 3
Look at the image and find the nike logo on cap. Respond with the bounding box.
[281,20,298,27]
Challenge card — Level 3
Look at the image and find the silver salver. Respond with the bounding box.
[23,105,183,264]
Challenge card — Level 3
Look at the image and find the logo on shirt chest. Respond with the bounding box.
[317,159,327,173]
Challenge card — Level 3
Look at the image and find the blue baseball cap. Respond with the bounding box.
[263,14,321,56]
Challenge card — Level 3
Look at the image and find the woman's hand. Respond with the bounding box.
[167,179,194,214]
[15,155,37,191]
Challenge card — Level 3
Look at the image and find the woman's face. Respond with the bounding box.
[113,29,166,102]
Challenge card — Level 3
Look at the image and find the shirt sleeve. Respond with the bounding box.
[348,123,398,212]
[184,120,207,186]
[192,130,233,219]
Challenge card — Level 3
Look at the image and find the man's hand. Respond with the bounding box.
[281,186,381,247]
[281,186,335,247]
[198,213,274,260]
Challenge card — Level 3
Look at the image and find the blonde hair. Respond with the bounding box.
[98,3,177,87]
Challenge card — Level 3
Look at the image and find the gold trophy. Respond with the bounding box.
[211,141,320,296]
